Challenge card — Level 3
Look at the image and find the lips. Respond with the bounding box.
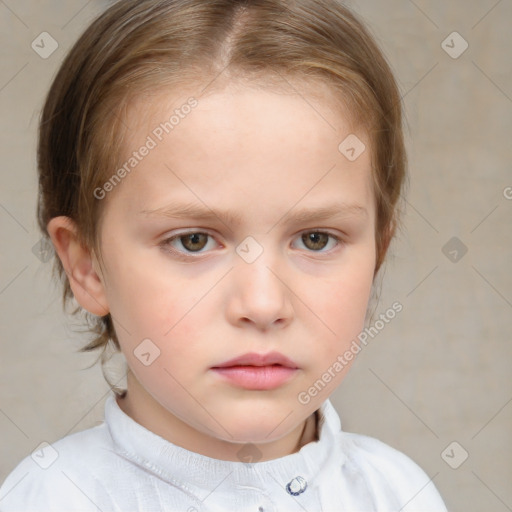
[211,351,299,390]
[212,351,299,369]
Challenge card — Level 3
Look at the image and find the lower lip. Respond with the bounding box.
[212,365,298,390]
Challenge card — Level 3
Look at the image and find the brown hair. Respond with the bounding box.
[37,0,407,392]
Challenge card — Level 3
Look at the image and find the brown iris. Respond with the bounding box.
[180,233,208,252]
[302,232,329,251]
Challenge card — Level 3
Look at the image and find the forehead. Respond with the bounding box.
[107,79,375,224]
[124,74,362,145]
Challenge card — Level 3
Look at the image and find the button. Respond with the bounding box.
[286,476,307,496]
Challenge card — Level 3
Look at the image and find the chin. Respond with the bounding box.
[218,414,300,444]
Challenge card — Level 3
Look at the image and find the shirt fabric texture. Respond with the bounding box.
[0,393,447,511]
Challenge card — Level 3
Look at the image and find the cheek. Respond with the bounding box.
[105,255,212,358]
[102,254,180,337]
[304,256,374,351]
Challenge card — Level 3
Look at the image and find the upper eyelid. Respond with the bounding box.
[163,228,341,240]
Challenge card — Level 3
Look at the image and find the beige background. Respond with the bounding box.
[1,0,511,510]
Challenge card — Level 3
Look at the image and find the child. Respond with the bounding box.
[0,0,447,510]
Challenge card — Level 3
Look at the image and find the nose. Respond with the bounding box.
[225,251,294,331]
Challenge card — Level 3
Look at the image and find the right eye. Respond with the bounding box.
[159,231,220,259]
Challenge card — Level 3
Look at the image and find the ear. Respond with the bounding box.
[47,216,109,316]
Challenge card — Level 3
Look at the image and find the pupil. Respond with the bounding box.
[303,232,328,250]
[183,233,206,251]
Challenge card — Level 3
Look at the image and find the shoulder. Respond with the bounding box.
[339,431,447,511]
[0,423,117,512]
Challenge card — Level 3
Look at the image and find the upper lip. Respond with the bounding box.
[212,351,298,369]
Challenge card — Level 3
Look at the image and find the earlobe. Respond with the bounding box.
[47,216,109,317]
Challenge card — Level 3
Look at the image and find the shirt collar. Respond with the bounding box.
[104,393,346,498]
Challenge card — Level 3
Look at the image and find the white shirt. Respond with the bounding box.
[0,394,447,511]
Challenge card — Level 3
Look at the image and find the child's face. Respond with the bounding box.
[95,81,376,455]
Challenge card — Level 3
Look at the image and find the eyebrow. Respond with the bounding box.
[139,201,368,227]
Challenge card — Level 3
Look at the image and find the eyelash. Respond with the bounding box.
[159,230,343,260]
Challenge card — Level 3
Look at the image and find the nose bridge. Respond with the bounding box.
[236,236,283,294]
[229,235,293,327]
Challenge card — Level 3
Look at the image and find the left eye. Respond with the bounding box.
[292,231,339,252]
[166,232,214,253]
